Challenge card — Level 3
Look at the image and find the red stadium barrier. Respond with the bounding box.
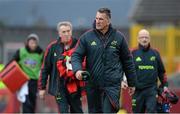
[170,88,180,113]
[121,89,132,113]
[0,88,20,113]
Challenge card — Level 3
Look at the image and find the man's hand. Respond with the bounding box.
[128,87,135,96]
[39,90,46,99]
[75,70,84,80]
[121,81,128,90]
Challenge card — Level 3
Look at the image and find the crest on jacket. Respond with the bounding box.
[136,57,142,62]
[91,41,97,46]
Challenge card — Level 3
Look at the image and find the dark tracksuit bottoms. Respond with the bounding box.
[132,85,157,113]
[55,79,83,113]
[22,79,37,113]
[86,84,118,113]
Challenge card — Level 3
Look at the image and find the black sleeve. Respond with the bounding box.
[155,50,168,87]
[5,49,20,67]
[119,35,137,87]
[13,50,20,62]
[38,46,52,90]
[38,46,44,63]
[72,35,86,73]
[41,53,44,63]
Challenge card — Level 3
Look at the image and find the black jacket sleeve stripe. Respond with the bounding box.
[38,40,57,90]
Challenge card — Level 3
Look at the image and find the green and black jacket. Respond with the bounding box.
[72,24,137,109]
[132,44,168,90]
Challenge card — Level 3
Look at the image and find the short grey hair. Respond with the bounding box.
[57,21,72,31]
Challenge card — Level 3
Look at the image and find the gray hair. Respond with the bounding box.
[57,21,72,31]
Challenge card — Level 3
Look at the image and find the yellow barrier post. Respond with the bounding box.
[166,26,175,74]
[130,24,143,48]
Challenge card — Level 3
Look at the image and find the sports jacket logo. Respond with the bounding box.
[54,52,57,57]
[136,57,142,62]
[111,40,117,46]
[110,40,117,48]
[150,56,156,61]
[91,41,97,46]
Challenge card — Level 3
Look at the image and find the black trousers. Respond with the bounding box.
[55,83,83,113]
[22,79,37,113]
[86,85,118,113]
[132,86,157,113]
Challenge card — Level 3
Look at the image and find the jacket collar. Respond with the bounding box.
[139,43,151,52]
[57,37,77,51]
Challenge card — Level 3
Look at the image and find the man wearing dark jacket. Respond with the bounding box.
[72,8,137,113]
[10,33,43,113]
[131,29,168,113]
[38,21,83,113]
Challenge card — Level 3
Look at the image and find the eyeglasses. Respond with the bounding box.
[139,36,149,39]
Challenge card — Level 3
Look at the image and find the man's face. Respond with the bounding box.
[138,30,150,47]
[95,12,110,30]
[28,39,38,51]
[58,25,72,43]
